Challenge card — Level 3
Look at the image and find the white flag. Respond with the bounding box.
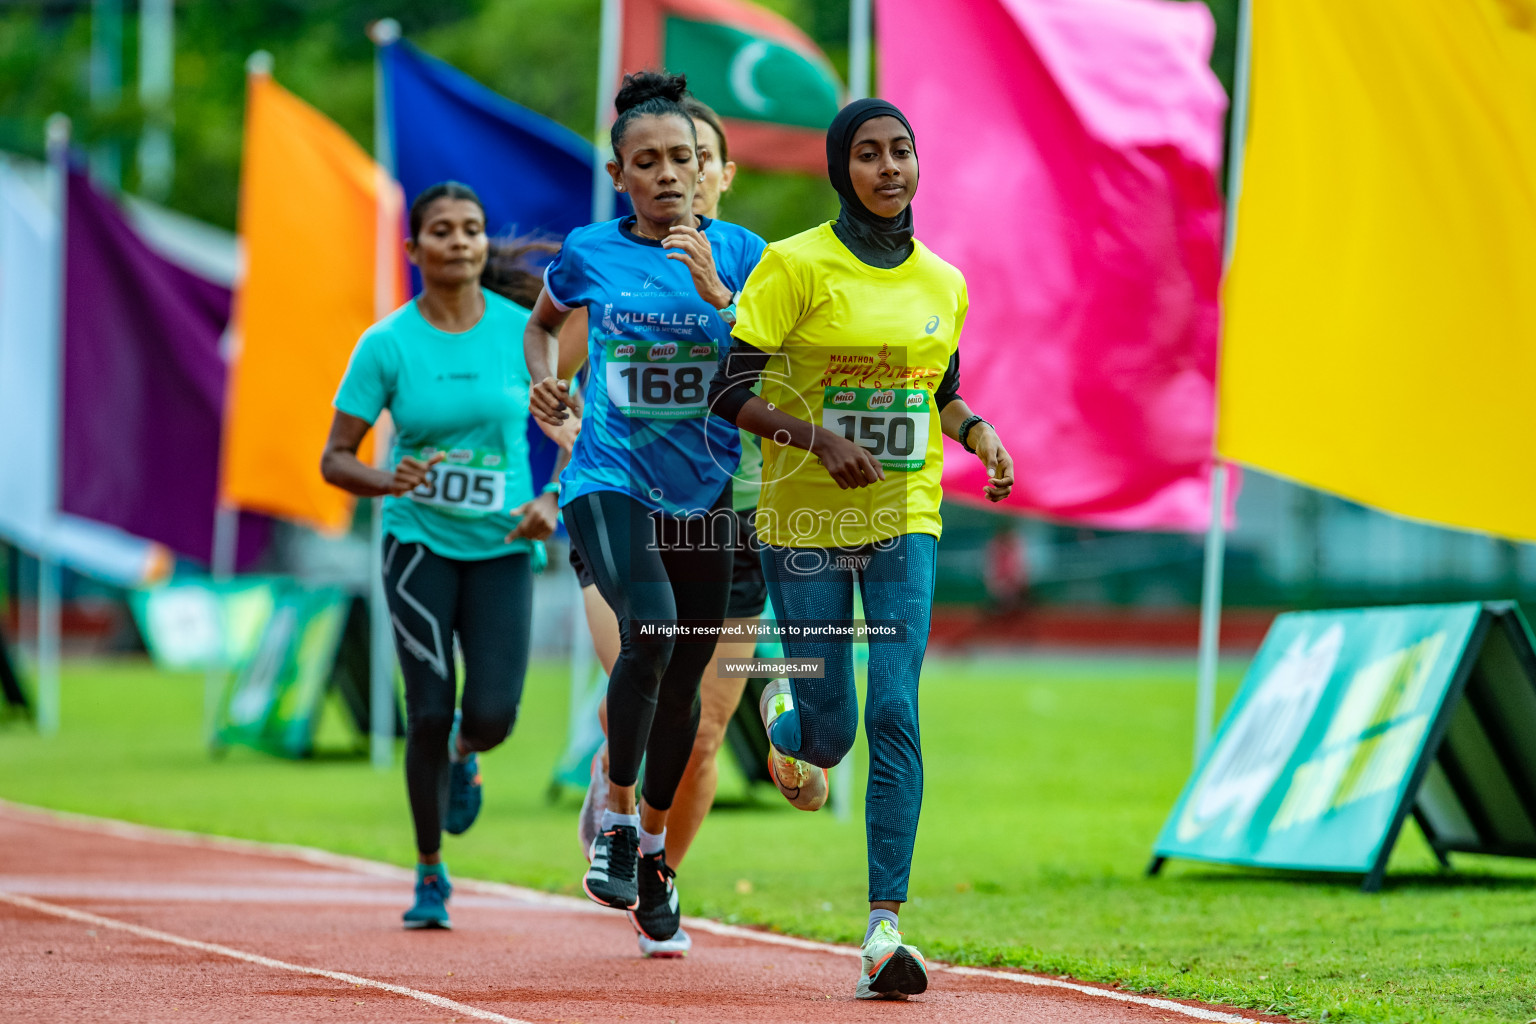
[0,161,164,586]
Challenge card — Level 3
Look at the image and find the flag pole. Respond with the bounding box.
[591,0,621,224]
[369,19,402,773]
[848,0,873,101]
[39,113,71,738]
[206,503,238,750]
[1193,0,1253,761]
[136,0,174,200]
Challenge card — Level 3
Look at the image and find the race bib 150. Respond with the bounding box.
[605,338,717,419]
[407,447,507,517]
[821,387,930,472]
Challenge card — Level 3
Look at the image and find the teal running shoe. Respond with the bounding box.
[444,711,482,836]
[445,752,482,835]
[403,865,452,930]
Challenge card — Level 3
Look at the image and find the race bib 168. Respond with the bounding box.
[605,338,717,419]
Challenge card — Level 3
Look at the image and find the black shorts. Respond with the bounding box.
[570,507,766,620]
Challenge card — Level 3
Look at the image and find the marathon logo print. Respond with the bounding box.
[648,343,678,361]
[690,345,714,358]
[614,343,636,357]
[906,392,926,408]
[869,390,896,410]
[831,390,857,406]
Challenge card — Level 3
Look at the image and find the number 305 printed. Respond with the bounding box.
[410,466,506,514]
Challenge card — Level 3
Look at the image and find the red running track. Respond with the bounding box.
[0,803,1276,1023]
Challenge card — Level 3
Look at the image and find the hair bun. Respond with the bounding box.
[615,70,689,115]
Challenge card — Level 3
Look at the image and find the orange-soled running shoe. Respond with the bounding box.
[856,919,928,1000]
[757,679,829,811]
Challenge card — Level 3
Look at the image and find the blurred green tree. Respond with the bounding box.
[0,0,1235,244]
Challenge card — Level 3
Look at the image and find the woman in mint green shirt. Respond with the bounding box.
[322,182,559,931]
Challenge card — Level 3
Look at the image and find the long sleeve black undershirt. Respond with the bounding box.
[708,340,963,427]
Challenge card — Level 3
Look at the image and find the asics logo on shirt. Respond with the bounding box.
[925,315,940,335]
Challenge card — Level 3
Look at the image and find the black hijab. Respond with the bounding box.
[827,98,916,270]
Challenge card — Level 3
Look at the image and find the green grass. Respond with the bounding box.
[3,656,1534,1024]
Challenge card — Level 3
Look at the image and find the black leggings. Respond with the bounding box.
[383,534,533,856]
[564,489,733,812]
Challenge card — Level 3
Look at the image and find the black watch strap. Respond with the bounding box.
[958,415,989,453]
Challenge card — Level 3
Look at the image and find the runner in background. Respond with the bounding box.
[708,100,1015,999]
[524,72,766,954]
[321,182,560,930]
[558,95,812,958]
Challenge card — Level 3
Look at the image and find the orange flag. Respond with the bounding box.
[222,69,405,533]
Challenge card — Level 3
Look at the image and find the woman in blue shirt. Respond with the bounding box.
[322,182,559,931]
[524,71,764,949]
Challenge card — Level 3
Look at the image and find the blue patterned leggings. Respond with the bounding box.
[761,533,936,903]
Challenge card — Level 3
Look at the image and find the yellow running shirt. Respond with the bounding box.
[732,222,967,549]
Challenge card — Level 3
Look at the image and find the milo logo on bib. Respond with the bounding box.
[605,337,717,419]
[820,386,930,473]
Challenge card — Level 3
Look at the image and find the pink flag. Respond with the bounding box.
[878,0,1231,530]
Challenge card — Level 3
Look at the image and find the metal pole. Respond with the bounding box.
[205,504,239,749]
[136,0,174,200]
[847,0,873,101]
[591,0,622,224]
[38,114,71,737]
[1193,0,1253,760]
[89,0,123,189]
[368,22,402,772]
[1194,464,1228,759]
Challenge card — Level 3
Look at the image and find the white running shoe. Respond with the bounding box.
[637,925,692,958]
[577,745,608,862]
[758,679,828,811]
[855,919,928,1000]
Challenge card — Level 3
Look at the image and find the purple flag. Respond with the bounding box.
[61,168,266,567]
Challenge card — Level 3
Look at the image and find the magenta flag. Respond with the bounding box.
[62,167,267,567]
[878,0,1231,529]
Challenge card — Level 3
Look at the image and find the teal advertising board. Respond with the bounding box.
[1153,602,1536,889]
[129,578,285,671]
[216,585,353,759]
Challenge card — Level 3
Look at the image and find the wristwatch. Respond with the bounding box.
[958,415,991,454]
[717,290,742,329]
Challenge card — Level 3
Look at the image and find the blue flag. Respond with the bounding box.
[385,40,606,242]
[383,41,621,529]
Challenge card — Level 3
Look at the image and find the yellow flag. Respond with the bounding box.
[1220,0,1536,540]
[222,71,405,533]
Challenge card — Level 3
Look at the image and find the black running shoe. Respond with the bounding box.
[583,824,639,909]
[630,851,681,941]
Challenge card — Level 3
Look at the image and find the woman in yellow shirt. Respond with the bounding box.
[708,98,1013,1001]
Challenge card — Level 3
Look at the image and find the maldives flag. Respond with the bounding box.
[620,0,841,171]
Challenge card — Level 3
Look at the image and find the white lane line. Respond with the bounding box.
[944,966,1252,1023]
[679,919,1254,1023]
[0,890,533,1024]
[0,801,1261,1022]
